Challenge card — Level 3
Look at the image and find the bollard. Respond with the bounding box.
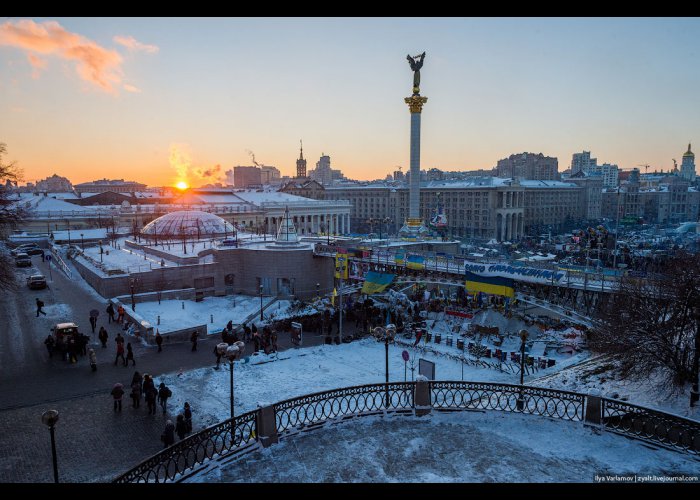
[182,301,185,309]
[211,314,213,324]
[157,315,160,325]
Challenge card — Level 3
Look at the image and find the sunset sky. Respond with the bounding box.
[1,17,699,188]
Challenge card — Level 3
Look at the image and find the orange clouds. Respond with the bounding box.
[113,35,159,54]
[0,19,157,94]
[169,143,225,186]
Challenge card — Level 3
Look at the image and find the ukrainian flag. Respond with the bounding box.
[465,271,515,298]
[394,250,405,266]
[361,271,395,295]
[406,254,425,270]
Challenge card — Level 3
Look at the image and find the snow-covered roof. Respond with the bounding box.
[13,194,94,212]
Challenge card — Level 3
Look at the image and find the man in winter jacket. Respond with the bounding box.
[158,382,172,414]
[111,383,124,411]
[161,420,175,448]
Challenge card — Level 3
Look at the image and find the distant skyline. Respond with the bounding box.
[1,17,699,187]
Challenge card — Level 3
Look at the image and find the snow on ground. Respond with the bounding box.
[531,356,700,421]
[160,338,533,431]
[135,295,277,334]
[191,411,699,483]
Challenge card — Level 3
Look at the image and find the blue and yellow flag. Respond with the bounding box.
[361,271,395,295]
[394,250,405,266]
[406,254,425,270]
[465,271,514,298]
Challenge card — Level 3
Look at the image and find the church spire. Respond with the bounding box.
[300,139,304,160]
[296,139,307,178]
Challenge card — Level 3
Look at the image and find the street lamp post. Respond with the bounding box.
[259,285,264,322]
[691,307,700,407]
[219,342,245,419]
[154,220,158,247]
[130,279,136,312]
[517,329,528,411]
[374,324,396,407]
[80,233,84,250]
[316,283,320,301]
[41,409,60,483]
[99,240,103,263]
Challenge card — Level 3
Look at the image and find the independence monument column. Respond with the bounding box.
[401,51,429,238]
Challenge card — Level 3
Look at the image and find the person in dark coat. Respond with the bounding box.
[106,303,115,323]
[130,371,143,407]
[190,330,199,352]
[143,374,157,415]
[125,342,136,367]
[161,420,175,448]
[226,320,233,334]
[89,315,97,334]
[155,331,163,352]
[243,324,251,342]
[183,402,192,433]
[36,298,46,317]
[111,383,124,412]
[175,414,187,440]
[44,334,55,358]
[114,341,126,366]
[158,382,172,414]
[98,326,108,348]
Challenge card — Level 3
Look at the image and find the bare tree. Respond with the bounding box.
[591,252,700,388]
[0,143,27,291]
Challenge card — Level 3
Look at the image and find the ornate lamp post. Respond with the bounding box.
[373,324,396,407]
[259,284,264,322]
[41,409,60,483]
[517,329,528,411]
[219,341,245,419]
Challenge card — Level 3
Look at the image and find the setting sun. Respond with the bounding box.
[175,181,189,190]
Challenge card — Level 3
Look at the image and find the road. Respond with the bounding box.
[0,253,337,482]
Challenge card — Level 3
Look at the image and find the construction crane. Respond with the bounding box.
[637,164,651,175]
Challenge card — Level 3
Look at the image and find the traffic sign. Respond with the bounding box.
[45,254,52,261]
[402,350,409,362]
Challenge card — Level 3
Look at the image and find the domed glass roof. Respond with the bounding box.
[141,210,235,237]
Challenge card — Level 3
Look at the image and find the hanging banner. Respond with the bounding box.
[361,271,395,295]
[464,261,565,284]
[335,253,349,279]
[465,271,515,298]
[406,254,425,270]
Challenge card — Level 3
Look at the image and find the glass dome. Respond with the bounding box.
[141,210,235,238]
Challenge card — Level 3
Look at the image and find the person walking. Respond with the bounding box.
[158,382,172,415]
[161,420,175,449]
[115,332,124,346]
[214,343,222,369]
[117,304,125,324]
[36,298,46,317]
[190,330,199,352]
[130,371,143,408]
[125,342,136,367]
[175,414,188,441]
[114,341,126,366]
[111,382,124,412]
[88,347,97,372]
[106,303,115,323]
[144,375,157,415]
[98,326,108,348]
[44,334,55,359]
[89,309,99,333]
[155,330,163,352]
[243,324,251,342]
[183,402,192,433]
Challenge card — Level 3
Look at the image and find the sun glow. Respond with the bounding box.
[175,181,189,190]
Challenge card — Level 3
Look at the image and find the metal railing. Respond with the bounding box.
[113,381,699,483]
[113,410,257,483]
[601,398,700,455]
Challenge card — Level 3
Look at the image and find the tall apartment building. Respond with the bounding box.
[571,151,597,176]
[496,152,559,180]
[260,166,281,184]
[233,166,262,188]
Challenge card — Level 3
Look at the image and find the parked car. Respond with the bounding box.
[15,252,32,267]
[11,244,42,256]
[51,322,80,341]
[27,274,47,289]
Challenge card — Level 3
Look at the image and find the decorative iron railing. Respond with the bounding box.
[113,410,257,483]
[113,381,699,483]
[273,383,414,434]
[601,398,700,455]
[431,381,585,421]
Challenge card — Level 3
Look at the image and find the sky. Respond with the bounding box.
[1,17,699,188]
